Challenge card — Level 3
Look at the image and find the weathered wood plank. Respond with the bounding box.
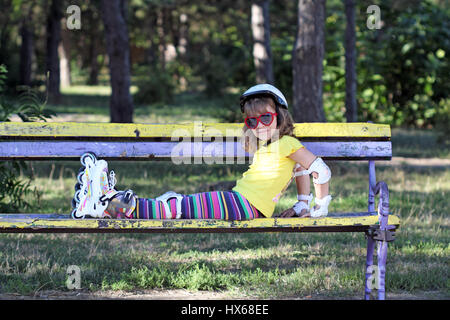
[0,140,392,160]
[0,122,391,139]
[0,213,400,233]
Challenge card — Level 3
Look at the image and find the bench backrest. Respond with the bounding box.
[0,122,391,162]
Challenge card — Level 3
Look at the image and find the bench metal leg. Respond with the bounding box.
[364,237,375,299]
[365,160,392,300]
[377,237,388,300]
[365,160,377,299]
[374,181,390,300]
[368,160,376,213]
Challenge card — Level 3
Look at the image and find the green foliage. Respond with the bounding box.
[434,99,450,145]
[197,51,230,97]
[0,161,37,213]
[2,0,449,128]
[134,65,176,105]
[0,65,53,212]
[356,0,450,127]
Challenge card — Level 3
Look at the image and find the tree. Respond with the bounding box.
[59,28,71,88]
[292,0,326,122]
[251,0,274,84]
[19,4,34,86]
[100,0,134,123]
[46,0,62,103]
[344,0,357,122]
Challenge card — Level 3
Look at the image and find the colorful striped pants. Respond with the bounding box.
[130,191,261,220]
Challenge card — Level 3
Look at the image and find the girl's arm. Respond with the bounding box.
[288,146,317,169]
[288,147,329,198]
[278,148,331,218]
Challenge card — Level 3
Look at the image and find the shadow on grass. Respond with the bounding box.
[47,93,110,115]
[44,90,241,124]
[391,128,450,159]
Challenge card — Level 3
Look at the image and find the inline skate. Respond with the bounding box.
[71,152,131,219]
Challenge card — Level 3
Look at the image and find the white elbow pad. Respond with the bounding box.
[308,157,331,184]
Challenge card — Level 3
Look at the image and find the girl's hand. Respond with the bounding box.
[278,207,310,218]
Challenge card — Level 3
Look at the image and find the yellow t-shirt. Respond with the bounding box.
[232,135,304,217]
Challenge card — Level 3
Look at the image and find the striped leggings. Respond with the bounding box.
[130,191,261,220]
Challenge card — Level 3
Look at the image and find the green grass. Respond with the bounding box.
[1,159,448,299]
[391,128,450,159]
[0,87,448,299]
[43,85,239,124]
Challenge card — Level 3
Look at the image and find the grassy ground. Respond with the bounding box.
[0,87,448,299]
[39,85,239,124]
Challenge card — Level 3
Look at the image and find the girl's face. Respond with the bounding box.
[247,104,278,141]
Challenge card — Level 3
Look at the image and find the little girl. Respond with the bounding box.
[72,84,332,220]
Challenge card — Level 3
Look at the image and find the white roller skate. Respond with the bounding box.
[103,189,137,219]
[71,153,118,219]
[310,195,332,218]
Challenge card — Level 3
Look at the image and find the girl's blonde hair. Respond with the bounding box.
[240,96,295,154]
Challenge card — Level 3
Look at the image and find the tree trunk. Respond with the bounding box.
[87,39,99,85]
[177,12,188,90]
[156,7,167,70]
[251,0,274,84]
[344,0,357,122]
[0,0,12,68]
[59,29,71,88]
[20,18,33,86]
[46,0,62,103]
[100,0,134,123]
[86,2,101,85]
[177,13,188,57]
[145,11,157,65]
[292,0,326,122]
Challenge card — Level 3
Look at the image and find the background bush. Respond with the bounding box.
[0,65,54,212]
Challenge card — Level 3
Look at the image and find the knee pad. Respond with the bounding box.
[155,191,184,219]
[308,157,331,184]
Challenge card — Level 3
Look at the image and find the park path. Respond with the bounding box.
[377,157,450,168]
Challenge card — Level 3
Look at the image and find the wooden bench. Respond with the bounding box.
[0,121,400,300]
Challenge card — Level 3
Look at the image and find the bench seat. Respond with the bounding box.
[0,212,400,233]
[0,121,398,299]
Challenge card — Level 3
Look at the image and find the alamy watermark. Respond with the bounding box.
[66,5,81,30]
[367,5,382,30]
[169,121,281,165]
[366,265,380,290]
[66,265,81,290]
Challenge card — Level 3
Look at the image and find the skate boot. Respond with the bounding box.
[310,195,332,218]
[293,193,313,217]
[103,189,138,219]
[71,152,118,219]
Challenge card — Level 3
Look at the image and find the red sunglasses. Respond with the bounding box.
[244,112,277,129]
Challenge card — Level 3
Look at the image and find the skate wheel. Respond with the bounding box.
[102,213,112,219]
[71,198,77,209]
[80,152,97,167]
[74,189,82,203]
[71,209,84,219]
[76,170,85,185]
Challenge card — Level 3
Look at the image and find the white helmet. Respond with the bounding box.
[240,83,288,113]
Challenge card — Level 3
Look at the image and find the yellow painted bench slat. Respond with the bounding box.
[0,215,400,232]
[0,122,391,138]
